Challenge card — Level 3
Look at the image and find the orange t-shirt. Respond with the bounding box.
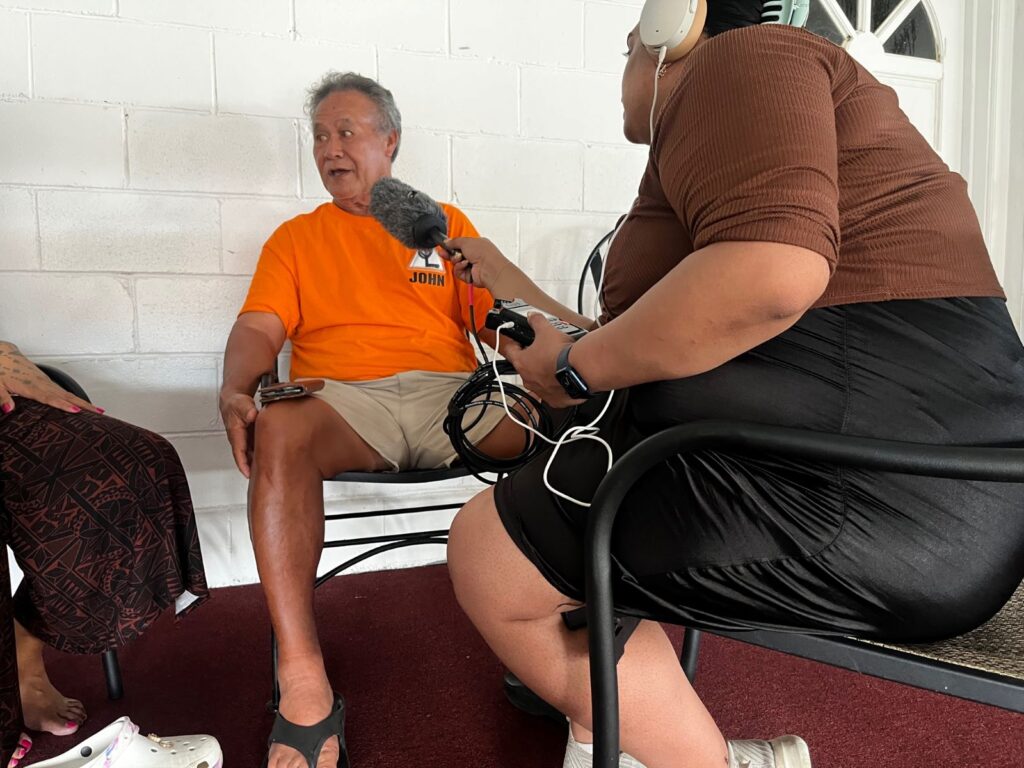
[239,202,493,382]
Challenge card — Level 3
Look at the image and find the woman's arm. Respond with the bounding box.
[445,237,596,331]
[502,241,831,406]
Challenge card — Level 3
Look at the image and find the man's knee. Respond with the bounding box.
[252,402,318,470]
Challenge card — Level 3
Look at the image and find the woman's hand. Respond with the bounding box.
[0,342,102,415]
[500,314,587,409]
[444,237,528,300]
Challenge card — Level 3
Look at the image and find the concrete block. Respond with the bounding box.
[460,208,518,264]
[39,190,219,273]
[0,273,133,354]
[0,101,123,187]
[0,189,38,269]
[0,0,112,13]
[135,275,251,352]
[33,15,211,109]
[168,432,248,510]
[295,0,446,53]
[521,67,625,144]
[451,0,583,67]
[37,355,221,434]
[584,143,648,213]
[216,33,375,118]
[0,9,29,98]
[379,51,516,135]
[118,0,291,35]
[453,136,583,210]
[128,111,296,195]
[519,211,618,281]
[585,1,642,73]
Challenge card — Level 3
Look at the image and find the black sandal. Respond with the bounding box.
[266,693,349,768]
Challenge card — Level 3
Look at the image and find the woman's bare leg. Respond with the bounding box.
[14,621,85,737]
[448,488,728,768]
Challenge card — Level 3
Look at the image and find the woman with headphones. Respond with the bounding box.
[444,1,1024,766]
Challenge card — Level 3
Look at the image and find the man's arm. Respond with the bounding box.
[219,311,287,477]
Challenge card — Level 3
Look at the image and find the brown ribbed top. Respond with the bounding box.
[600,25,1003,324]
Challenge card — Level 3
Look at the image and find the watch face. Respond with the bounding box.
[557,368,589,399]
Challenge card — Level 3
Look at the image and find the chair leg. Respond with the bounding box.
[680,628,701,682]
[102,650,123,701]
[269,629,281,712]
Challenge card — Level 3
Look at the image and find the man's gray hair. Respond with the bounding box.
[305,71,403,162]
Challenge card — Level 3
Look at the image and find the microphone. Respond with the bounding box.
[369,177,453,253]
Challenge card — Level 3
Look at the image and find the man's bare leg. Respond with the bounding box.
[250,397,389,768]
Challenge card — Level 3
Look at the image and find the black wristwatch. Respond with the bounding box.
[555,344,594,400]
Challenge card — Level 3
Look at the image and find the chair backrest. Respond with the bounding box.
[577,230,615,317]
[36,364,91,403]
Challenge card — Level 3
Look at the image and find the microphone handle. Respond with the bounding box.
[427,227,470,283]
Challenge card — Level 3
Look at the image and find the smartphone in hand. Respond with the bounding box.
[258,379,325,404]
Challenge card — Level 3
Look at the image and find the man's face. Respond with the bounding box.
[313,90,398,208]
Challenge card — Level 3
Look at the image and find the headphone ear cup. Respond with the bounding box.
[640,0,707,62]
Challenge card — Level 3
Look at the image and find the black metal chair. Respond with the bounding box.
[264,374,498,710]
[584,421,1024,767]
[34,364,124,701]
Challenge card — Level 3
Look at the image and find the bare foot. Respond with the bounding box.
[14,621,86,737]
[18,670,86,737]
[268,668,341,768]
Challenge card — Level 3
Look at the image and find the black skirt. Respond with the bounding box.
[495,297,1024,643]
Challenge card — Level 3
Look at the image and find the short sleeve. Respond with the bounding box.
[445,205,495,332]
[655,28,840,270]
[238,223,301,337]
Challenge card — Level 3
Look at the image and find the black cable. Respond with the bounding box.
[444,360,577,483]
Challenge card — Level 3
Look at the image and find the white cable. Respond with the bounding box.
[493,322,614,507]
[649,45,668,144]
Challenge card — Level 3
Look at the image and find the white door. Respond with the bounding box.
[805,0,966,169]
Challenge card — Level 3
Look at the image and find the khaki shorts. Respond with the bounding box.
[311,371,507,471]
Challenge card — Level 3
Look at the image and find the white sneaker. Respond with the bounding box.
[728,735,812,768]
[26,717,222,768]
[562,727,648,768]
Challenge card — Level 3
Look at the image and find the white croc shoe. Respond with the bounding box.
[728,735,812,768]
[25,716,222,768]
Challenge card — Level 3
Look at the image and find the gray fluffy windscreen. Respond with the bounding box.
[369,177,448,248]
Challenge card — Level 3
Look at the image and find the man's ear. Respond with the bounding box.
[386,130,399,160]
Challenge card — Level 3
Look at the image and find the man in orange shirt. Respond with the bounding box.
[219,72,522,768]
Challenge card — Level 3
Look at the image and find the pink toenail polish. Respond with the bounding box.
[69,406,82,413]
[66,720,77,728]
[97,407,106,413]
[1,403,11,414]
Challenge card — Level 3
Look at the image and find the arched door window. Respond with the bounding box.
[804,0,950,152]
[806,0,939,59]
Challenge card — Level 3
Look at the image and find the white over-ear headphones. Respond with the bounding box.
[639,0,810,62]
[639,0,705,62]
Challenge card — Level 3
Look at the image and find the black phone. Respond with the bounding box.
[484,299,588,347]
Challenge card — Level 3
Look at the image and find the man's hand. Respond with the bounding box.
[220,392,258,478]
[500,314,586,409]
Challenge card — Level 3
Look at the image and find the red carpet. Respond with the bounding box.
[24,565,1024,767]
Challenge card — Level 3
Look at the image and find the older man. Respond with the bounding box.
[219,72,522,768]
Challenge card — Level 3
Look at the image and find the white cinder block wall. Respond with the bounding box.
[0,0,650,587]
